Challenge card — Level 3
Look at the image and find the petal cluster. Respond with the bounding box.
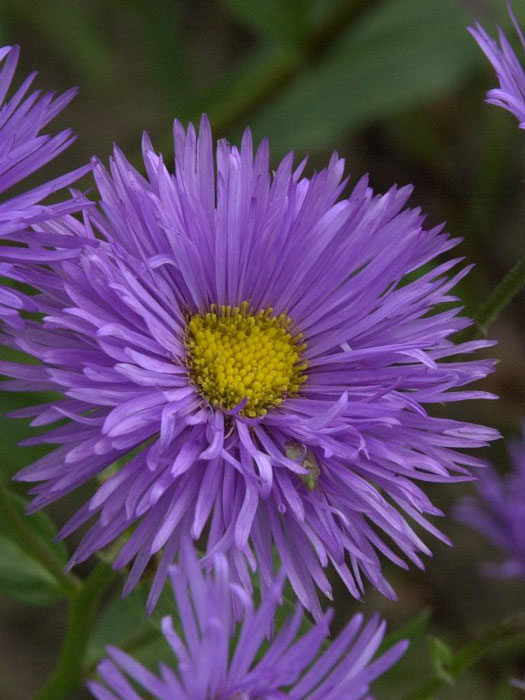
[0,44,89,326]
[87,542,408,700]
[456,432,525,579]
[469,3,525,128]
[0,116,498,618]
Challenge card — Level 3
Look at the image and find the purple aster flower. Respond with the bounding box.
[0,44,89,327]
[87,541,408,700]
[455,431,525,579]
[469,2,525,128]
[0,117,498,618]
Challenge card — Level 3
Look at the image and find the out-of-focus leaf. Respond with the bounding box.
[468,108,515,244]
[0,403,51,484]
[187,43,301,137]
[0,491,67,605]
[2,0,112,85]
[0,336,59,482]
[0,492,67,559]
[222,0,308,46]
[86,582,168,671]
[429,635,454,684]
[0,536,61,605]
[380,608,431,653]
[495,680,513,700]
[373,609,434,698]
[0,391,58,484]
[247,0,481,155]
[123,0,189,109]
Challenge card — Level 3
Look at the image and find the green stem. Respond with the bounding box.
[34,560,117,700]
[462,256,525,341]
[0,484,80,597]
[404,613,525,700]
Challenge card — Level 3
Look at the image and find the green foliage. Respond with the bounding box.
[494,682,514,700]
[2,0,111,85]
[0,344,59,483]
[0,393,52,484]
[124,0,189,109]
[34,561,116,700]
[382,608,432,652]
[462,256,525,340]
[86,580,170,673]
[0,491,67,605]
[404,614,525,699]
[428,635,455,685]
[373,609,432,698]
[222,0,309,47]
[247,0,480,154]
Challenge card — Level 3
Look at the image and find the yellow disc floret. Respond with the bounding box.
[185,302,307,417]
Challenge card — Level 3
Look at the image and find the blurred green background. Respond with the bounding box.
[0,0,525,698]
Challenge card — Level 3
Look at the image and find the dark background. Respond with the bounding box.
[0,1,524,698]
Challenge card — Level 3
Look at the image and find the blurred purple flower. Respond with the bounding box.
[87,542,408,700]
[511,676,525,691]
[0,117,498,618]
[456,432,525,579]
[0,44,89,327]
[469,2,525,128]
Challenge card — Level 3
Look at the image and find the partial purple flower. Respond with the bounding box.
[0,44,88,231]
[87,542,408,700]
[0,44,89,327]
[0,117,498,619]
[469,2,525,128]
[511,676,525,692]
[456,431,525,579]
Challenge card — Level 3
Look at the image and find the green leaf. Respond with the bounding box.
[0,341,60,483]
[1,0,112,86]
[380,608,431,653]
[0,407,51,485]
[373,609,433,698]
[494,680,513,700]
[0,492,68,605]
[403,614,525,700]
[428,635,455,684]
[0,535,60,605]
[121,0,190,110]
[247,0,480,155]
[222,0,309,47]
[86,582,166,671]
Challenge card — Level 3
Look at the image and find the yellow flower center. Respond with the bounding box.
[185,302,307,417]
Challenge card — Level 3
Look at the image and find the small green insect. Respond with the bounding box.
[285,441,321,491]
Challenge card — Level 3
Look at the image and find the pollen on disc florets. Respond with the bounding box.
[185,301,307,418]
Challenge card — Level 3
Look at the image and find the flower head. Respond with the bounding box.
[469,2,525,128]
[87,542,408,700]
[0,117,498,618]
[0,44,89,327]
[455,431,525,579]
